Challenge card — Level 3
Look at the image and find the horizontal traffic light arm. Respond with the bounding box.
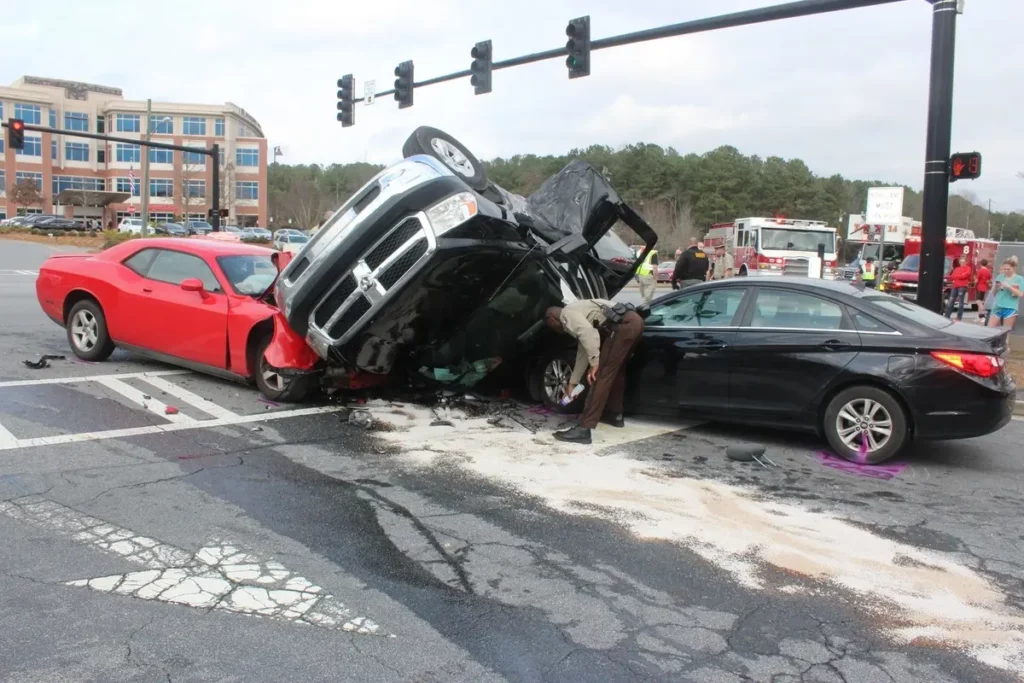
[350,0,907,103]
[1,120,211,155]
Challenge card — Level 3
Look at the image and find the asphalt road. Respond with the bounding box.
[2,239,1024,683]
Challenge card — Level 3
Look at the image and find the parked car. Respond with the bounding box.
[186,220,213,235]
[273,233,309,254]
[34,238,303,400]
[34,217,86,231]
[154,222,188,237]
[616,277,1015,463]
[118,218,144,234]
[273,229,303,241]
[242,227,273,240]
[267,126,657,399]
[657,261,675,283]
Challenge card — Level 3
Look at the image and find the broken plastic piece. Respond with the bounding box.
[430,419,455,427]
[165,406,179,415]
[348,411,373,428]
[23,354,65,370]
[726,443,766,462]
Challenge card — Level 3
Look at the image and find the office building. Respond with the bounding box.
[1,76,268,227]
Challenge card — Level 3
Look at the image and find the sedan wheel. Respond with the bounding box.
[823,386,908,464]
[542,357,573,405]
[253,337,315,403]
[71,310,99,353]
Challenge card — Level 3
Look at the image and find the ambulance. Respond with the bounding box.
[704,216,838,279]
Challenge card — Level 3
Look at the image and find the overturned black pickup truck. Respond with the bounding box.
[262,126,657,408]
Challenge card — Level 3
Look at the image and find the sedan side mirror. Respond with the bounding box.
[181,278,205,293]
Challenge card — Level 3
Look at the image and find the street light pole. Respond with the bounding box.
[917,0,960,312]
[141,98,152,237]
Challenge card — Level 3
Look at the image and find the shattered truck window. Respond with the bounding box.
[417,263,564,385]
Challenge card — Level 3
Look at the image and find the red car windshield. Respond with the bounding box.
[216,254,277,295]
[897,254,953,274]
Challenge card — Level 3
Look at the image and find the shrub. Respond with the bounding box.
[67,230,80,237]
[101,230,137,249]
[30,228,45,236]
[241,237,272,245]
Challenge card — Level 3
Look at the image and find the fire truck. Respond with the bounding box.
[882,227,998,308]
[704,217,838,278]
[836,214,920,280]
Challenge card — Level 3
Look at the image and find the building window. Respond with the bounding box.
[16,135,42,157]
[65,112,89,132]
[115,113,141,133]
[236,181,259,200]
[236,148,259,167]
[51,139,58,160]
[116,143,141,163]
[183,150,206,166]
[116,177,141,196]
[150,179,174,197]
[215,118,225,136]
[98,149,106,164]
[150,116,173,134]
[97,116,105,134]
[14,104,41,125]
[0,170,5,192]
[53,176,105,194]
[65,142,90,162]
[49,108,57,128]
[149,148,173,164]
[182,116,206,135]
[0,102,3,119]
[150,212,175,224]
[15,171,44,189]
[0,138,4,154]
[185,180,206,198]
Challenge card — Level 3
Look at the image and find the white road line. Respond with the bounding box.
[0,423,18,449]
[138,375,240,420]
[15,270,38,276]
[94,377,197,424]
[0,406,344,451]
[0,370,189,389]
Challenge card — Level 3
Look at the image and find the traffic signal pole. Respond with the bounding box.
[917,0,960,313]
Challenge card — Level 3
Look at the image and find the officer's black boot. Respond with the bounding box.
[553,425,592,444]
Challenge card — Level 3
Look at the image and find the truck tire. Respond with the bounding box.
[528,349,586,414]
[402,127,488,192]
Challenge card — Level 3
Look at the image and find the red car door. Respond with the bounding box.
[118,247,229,369]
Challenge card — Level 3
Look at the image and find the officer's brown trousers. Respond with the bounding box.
[579,311,644,429]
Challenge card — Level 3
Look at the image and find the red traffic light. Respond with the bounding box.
[11,119,23,131]
[949,152,981,181]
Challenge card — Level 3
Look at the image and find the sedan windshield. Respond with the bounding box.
[216,254,278,295]
[760,229,835,253]
[897,254,953,273]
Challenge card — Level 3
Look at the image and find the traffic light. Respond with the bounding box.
[470,40,492,95]
[394,61,414,109]
[336,74,355,127]
[949,152,982,182]
[7,118,25,150]
[565,16,591,79]
[207,208,229,220]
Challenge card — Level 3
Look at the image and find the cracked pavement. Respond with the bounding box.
[2,240,1024,682]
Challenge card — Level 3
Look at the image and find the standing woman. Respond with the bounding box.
[987,256,1023,339]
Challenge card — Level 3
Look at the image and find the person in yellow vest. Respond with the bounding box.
[636,248,659,304]
[860,257,877,288]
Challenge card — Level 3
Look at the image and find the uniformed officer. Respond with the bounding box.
[635,248,659,304]
[544,300,645,445]
[860,257,877,288]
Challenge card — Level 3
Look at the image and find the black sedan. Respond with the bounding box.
[544,278,1014,464]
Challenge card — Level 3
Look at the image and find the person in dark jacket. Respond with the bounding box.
[671,238,710,289]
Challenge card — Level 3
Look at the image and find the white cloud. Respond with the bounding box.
[583,94,755,143]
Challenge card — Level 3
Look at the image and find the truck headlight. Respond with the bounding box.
[426,192,478,236]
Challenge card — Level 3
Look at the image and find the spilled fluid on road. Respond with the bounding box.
[361,400,1024,674]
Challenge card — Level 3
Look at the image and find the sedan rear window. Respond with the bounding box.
[862,294,954,330]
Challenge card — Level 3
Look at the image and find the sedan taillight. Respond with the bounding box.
[930,351,1004,378]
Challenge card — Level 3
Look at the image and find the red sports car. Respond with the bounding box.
[35,238,317,401]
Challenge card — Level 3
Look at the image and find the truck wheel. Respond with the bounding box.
[253,337,315,403]
[528,350,585,414]
[822,386,908,464]
[402,127,488,192]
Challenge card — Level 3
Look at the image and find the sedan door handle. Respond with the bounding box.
[701,341,728,351]
[142,287,153,293]
[819,339,850,350]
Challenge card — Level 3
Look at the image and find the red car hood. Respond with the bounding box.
[888,270,918,282]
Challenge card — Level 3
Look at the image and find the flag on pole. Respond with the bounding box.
[273,146,282,156]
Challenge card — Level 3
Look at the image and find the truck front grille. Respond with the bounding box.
[783,258,809,276]
[309,215,435,348]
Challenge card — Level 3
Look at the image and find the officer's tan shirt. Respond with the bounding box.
[559,299,614,386]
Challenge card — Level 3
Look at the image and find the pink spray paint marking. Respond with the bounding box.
[815,451,908,480]
[527,405,552,416]
[257,398,281,408]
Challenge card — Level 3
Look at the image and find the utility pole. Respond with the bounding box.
[211,143,221,231]
[917,0,960,312]
[140,98,152,237]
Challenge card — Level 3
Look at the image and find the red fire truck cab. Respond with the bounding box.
[883,227,998,309]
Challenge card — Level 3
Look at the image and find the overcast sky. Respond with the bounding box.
[3,0,1022,211]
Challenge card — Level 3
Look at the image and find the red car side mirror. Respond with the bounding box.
[180,278,205,293]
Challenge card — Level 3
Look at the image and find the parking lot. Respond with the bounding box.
[2,240,1024,682]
